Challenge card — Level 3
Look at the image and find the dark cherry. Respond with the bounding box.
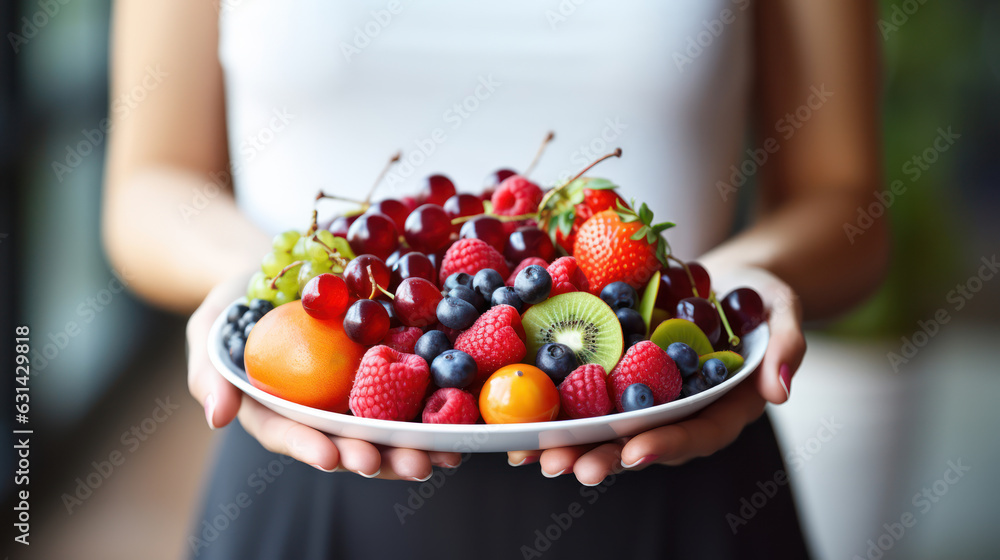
[418,175,457,206]
[656,262,712,311]
[343,254,391,299]
[504,226,555,264]
[675,297,721,346]
[484,168,516,189]
[443,194,485,233]
[367,199,410,232]
[393,277,444,328]
[720,287,766,337]
[343,299,390,346]
[459,216,506,252]
[328,214,359,239]
[390,252,437,290]
[385,247,416,269]
[346,212,399,261]
[404,204,452,254]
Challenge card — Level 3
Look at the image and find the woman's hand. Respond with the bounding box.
[187,276,462,480]
[506,267,805,485]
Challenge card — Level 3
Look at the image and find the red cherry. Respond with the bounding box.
[328,215,359,239]
[418,175,456,206]
[393,277,443,328]
[390,252,437,290]
[404,204,452,253]
[347,212,399,261]
[343,255,391,299]
[443,194,485,233]
[504,227,555,264]
[343,299,390,345]
[301,273,350,320]
[367,199,410,232]
[484,169,516,190]
[386,247,416,269]
[459,216,505,252]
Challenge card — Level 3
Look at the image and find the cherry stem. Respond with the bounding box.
[307,210,319,237]
[310,234,350,268]
[523,131,555,179]
[316,190,367,206]
[709,291,740,347]
[268,260,307,290]
[367,264,394,299]
[450,212,536,226]
[364,151,402,205]
[667,255,700,298]
[536,147,623,220]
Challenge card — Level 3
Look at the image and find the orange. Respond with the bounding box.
[244,300,365,413]
[479,364,560,424]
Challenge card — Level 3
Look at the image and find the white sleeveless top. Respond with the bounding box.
[219,0,752,258]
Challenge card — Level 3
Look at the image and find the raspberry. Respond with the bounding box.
[454,305,526,380]
[558,364,613,419]
[547,256,590,297]
[439,238,510,286]
[349,346,430,421]
[607,341,681,412]
[491,175,543,217]
[379,326,423,354]
[422,388,479,424]
[506,257,549,286]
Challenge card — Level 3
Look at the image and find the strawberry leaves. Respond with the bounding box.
[538,177,619,239]
[616,199,674,266]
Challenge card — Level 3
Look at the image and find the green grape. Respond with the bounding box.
[327,233,356,261]
[298,260,333,292]
[247,271,278,302]
[305,237,329,262]
[291,237,309,261]
[261,250,294,277]
[273,288,297,307]
[272,230,301,253]
[274,263,302,294]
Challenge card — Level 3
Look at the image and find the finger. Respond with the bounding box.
[237,397,341,471]
[621,382,765,466]
[538,446,592,478]
[328,436,382,478]
[428,451,463,469]
[572,443,624,486]
[380,447,434,481]
[186,301,242,429]
[507,450,541,467]
[758,284,806,404]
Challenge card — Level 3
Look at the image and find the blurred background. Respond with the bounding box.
[1,1,998,559]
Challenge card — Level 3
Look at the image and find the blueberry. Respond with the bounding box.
[444,272,474,292]
[702,358,728,386]
[227,336,247,369]
[221,322,240,342]
[237,309,263,332]
[622,383,654,411]
[437,297,479,330]
[625,333,646,350]
[680,373,710,398]
[666,342,699,378]
[534,342,578,383]
[491,286,524,313]
[415,330,452,365]
[473,269,505,301]
[600,281,638,310]
[431,349,478,388]
[243,321,257,339]
[248,298,274,315]
[616,307,646,338]
[514,265,552,305]
[449,285,486,312]
[227,303,249,324]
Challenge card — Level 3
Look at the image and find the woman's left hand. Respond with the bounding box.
[506,267,806,485]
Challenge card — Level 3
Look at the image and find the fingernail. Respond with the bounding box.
[204,393,217,430]
[442,461,461,469]
[410,472,433,482]
[621,454,658,469]
[358,468,381,478]
[542,468,566,478]
[508,456,538,467]
[779,363,792,397]
[581,478,605,487]
[310,464,339,473]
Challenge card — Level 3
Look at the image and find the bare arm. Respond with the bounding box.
[102,0,268,314]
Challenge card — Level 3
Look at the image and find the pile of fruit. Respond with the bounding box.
[222,137,766,425]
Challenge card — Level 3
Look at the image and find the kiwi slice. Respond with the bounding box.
[650,318,714,356]
[698,350,745,373]
[638,271,660,336]
[522,292,624,374]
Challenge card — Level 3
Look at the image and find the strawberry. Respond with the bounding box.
[507,257,549,286]
[558,364,613,419]
[454,305,526,380]
[349,345,431,421]
[379,326,423,354]
[546,256,590,297]
[438,238,510,286]
[422,388,480,424]
[573,200,673,295]
[607,341,681,412]
[553,186,628,254]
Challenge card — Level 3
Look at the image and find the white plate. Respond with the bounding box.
[210,302,769,453]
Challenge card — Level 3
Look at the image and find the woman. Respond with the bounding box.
[103,1,888,558]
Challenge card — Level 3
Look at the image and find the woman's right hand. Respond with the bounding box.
[186,275,462,480]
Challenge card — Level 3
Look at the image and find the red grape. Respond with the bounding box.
[418,175,456,206]
[367,199,410,232]
[301,273,349,320]
[720,288,765,337]
[504,226,555,264]
[347,212,399,260]
[675,297,721,346]
[459,216,505,252]
[404,204,452,253]
[343,299,390,345]
[343,255,391,299]
[393,277,443,327]
[390,252,437,289]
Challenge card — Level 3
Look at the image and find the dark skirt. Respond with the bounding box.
[187,414,810,560]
